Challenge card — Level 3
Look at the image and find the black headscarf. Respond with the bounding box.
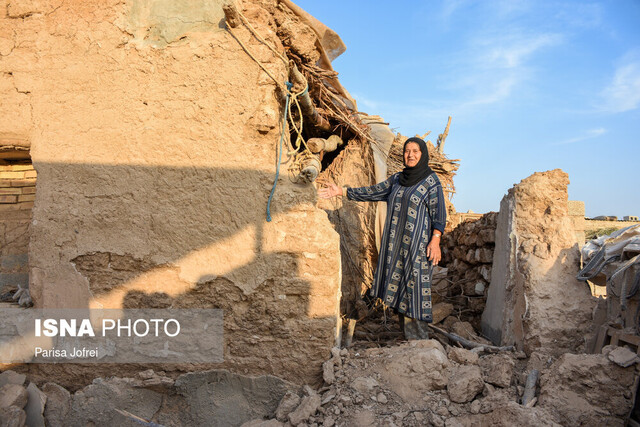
[399,137,434,187]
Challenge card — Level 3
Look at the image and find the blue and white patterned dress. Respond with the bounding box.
[347,172,447,321]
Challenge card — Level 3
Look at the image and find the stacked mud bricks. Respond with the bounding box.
[0,163,36,292]
[441,212,498,330]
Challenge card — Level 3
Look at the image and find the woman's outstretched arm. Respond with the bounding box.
[319,174,396,202]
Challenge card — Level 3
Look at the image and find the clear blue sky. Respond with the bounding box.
[294,0,640,218]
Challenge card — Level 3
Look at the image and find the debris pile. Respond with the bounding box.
[3,339,639,426]
[440,212,498,331]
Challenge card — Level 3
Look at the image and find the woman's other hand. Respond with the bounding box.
[318,182,342,199]
[427,236,442,265]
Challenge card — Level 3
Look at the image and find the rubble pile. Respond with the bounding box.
[2,342,638,426]
[439,213,498,331]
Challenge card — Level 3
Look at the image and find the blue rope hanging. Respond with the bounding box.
[266,81,293,222]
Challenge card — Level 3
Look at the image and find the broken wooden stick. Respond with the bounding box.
[289,63,331,131]
[343,318,357,348]
[436,116,451,153]
[521,369,539,407]
[115,409,165,427]
[427,324,515,353]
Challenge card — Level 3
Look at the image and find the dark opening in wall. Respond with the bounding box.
[0,136,35,305]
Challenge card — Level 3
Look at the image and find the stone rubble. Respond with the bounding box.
[440,212,498,331]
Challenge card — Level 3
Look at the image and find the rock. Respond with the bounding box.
[474,281,485,295]
[538,353,636,426]
[468,297,485,313]
[436,406,450,417]
[240,420,283,427]
[432,303,454,324]
[288,390,321,426]
[470,400,481,414]
[381,343,450,402]
[0,384,28,409]
[323,360,335,385]
[447,347,479,365]
[323,415,336,427]
[443,316,458,330]
[67,377,163,426]
[607,346,640,367]
[321,390,335,406]
[275,391,301,422]
[478,229,495,244]
[138,369,156,380]
[330,347,341,359]
[445,402,558,426]
[447,366,484,403]
[24,383,47,427]
[0,371,26,388]
[174,370,294,426]
[376,392,387,404]
[479,265,492,282]
[475,248,493,263]
[339,348,348,357]
[451,321,477,341]
[601,345,615,356]
[42,383,70,427]
[0,406,27,427]
[479,354,514,388]
[350,409,375,427]
[350,377,379,394]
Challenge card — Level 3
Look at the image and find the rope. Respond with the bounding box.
[266,81,293,222]
[225,7,315,221]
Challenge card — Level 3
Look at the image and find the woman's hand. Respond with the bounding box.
[318,182,342,199]
[427,236,442,265]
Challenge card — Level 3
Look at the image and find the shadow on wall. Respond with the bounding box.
[22,162,340,383]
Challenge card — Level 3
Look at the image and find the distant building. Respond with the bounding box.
[624,215,639,221]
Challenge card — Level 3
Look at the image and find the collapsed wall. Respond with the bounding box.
[0,0,343,383]
[441,212,497,331]
[482,169,594,355]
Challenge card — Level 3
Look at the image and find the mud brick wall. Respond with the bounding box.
[482,170,594,355]
[441,212,497,330]
[0,163,36,293]
[0,0,342,384]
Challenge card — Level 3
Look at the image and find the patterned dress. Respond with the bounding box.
[347,172,446,321]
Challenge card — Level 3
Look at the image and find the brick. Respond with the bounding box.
[7,165,33,171]
[0,188,21,195]
[17,194,35,202]
[17,201,34,210]
[10,179,36,187]
[0,180,12,188]
[0,171,25,179]
[20,186,36,194]
[0,195,18,203]
[24,170,37,178]
[0,203,22,211]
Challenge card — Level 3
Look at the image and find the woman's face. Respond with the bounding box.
[404,142,422,167]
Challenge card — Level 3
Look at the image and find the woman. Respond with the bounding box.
[319,137,446,339]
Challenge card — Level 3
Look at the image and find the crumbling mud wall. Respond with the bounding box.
[482,170,594,355]
[0,0,342,383]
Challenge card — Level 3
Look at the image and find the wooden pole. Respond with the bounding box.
[437,116,451,153]
[521,369,539,407]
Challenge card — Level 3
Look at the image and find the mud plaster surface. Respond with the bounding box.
[0,0,342,384]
